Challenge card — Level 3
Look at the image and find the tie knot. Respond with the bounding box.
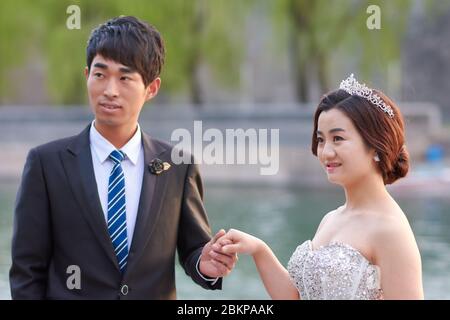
[109,150,125,164]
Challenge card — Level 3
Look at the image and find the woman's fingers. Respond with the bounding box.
[217,238,233,246]
[221,243,241,254]
[212,241,236,258]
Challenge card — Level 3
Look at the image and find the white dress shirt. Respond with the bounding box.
[89,121,217,283]
[90,121,144,250]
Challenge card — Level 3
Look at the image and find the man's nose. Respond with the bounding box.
[103,79,119,98]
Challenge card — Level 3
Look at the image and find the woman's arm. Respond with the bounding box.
[374,217,424,299]
[219,229,299,300]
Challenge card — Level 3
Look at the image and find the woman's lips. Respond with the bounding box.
[326,163,341,173]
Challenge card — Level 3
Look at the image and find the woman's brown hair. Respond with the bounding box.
[311,89,409,185]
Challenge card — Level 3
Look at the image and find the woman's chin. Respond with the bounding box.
[326,174,343,185]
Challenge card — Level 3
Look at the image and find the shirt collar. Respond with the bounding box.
[90,121,142,165]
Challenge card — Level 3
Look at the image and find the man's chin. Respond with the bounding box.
[94,117,121,127]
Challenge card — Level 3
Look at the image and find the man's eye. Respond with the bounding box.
[94,73,104,78]
[121,76,131,81]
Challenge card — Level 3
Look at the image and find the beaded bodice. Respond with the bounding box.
[287,240,383,300]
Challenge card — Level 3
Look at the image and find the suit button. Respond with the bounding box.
[120,284,129,296]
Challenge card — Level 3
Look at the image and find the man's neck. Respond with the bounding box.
[94,122,138,149]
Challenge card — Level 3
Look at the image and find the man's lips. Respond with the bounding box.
[99,102,122,110]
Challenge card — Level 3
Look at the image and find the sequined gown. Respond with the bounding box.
[287,240,383,300]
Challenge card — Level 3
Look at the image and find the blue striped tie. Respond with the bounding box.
[107,150,128,273]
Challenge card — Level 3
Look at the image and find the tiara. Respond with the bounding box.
[339,74,394,118]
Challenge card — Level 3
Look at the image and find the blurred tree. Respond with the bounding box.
[0,0,251,106]
[0,1,45,102]
[273,0,413,103]
[3,1,444,107]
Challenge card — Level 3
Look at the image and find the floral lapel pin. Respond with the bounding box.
[148,158,171,175]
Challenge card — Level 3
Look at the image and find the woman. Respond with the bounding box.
[213,74,424,300]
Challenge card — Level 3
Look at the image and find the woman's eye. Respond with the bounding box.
[317,137,324,143]
[334,136,344,142]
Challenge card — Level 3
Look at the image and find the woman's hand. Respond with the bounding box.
[217,229,265,256]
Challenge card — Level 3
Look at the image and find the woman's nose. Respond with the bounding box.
[321,142,336,160]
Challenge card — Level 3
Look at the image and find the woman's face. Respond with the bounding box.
[316,108,378,187]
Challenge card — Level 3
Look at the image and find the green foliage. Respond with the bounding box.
[0,1,42,99]
[272,0,417,101]
[0,0,250,105]
[347,0,412,76]
[1,0,446,105]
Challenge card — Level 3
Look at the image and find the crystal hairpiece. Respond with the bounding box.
[339,74,394,118]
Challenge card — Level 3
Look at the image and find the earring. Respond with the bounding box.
[374,153,380,162]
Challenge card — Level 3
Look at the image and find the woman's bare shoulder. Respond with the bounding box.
[317,206,344,232]
[370,207,419,260]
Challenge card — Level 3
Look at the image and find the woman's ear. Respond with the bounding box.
[145,77,161,101]
[374,151,380,162]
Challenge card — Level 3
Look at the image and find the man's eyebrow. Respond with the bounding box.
[316,128,346,135]
[92,63,135,74]
[119,67,135,74]
[92,62,108,69]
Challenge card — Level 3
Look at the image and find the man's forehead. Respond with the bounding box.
[92,55,133,70]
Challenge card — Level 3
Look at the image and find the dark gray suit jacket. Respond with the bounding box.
[10,124,221,299]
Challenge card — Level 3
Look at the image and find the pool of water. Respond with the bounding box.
[1,182,449,299]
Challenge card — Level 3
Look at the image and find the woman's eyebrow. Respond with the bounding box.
[316,128,346,135]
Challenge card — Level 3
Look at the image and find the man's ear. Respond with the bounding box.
[84,67,89,80]
[145,77,161,101]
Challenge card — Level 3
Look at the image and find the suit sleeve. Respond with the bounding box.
[177,162,222,290]
[9,148,52,299]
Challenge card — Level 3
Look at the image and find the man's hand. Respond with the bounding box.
[199,229,238,278]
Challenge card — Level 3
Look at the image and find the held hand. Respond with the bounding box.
[199,229,238,278]
[219,229,264,256]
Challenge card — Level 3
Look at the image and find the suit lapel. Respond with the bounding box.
[61,125,119,269]
[127,133,169,271]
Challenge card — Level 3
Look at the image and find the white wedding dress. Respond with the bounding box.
[287,240,383,300]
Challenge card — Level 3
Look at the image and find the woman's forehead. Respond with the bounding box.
[318,109,355,132]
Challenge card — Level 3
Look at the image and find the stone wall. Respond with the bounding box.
[0,103,445,185]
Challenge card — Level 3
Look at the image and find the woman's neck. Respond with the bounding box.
[343,173,391,212]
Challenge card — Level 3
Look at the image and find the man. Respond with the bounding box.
[10,16,236,299]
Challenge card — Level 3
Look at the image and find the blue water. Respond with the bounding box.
[1,182,449,299]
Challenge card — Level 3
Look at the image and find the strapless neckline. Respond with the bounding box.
[306,240,378,268]
[287,240,384,299]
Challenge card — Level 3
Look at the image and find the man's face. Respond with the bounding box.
[85,54,160,130]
